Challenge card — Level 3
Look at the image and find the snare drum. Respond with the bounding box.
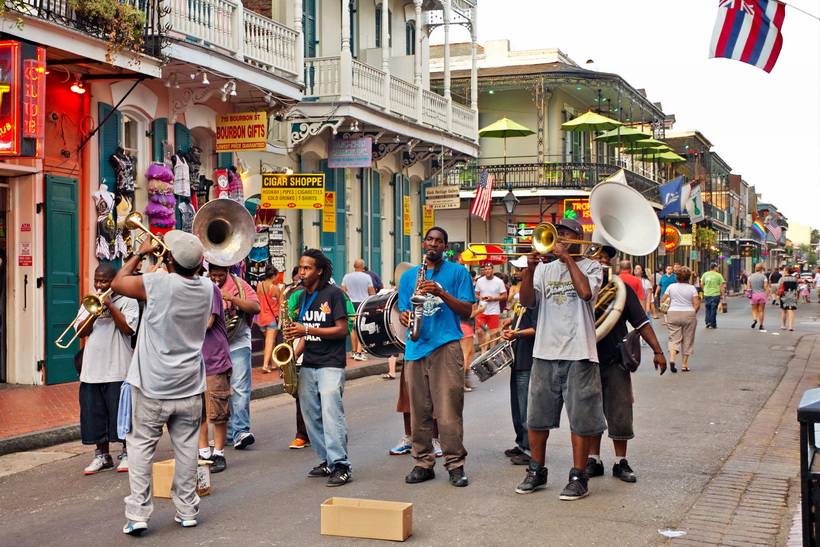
[470,342,514,382]
[356,292,407,358]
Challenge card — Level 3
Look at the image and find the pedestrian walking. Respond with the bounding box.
[655,265,677,325]
[779,267,798,331]
[700,262,726,329]
[747,263,769,331]
[661,266,700,372]
[256,265,281,374]
[341,258,375,361]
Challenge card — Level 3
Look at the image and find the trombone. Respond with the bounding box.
[467,222,601,258]
[121,212,168,257]
[54,289,113,348]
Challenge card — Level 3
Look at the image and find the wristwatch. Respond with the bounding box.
[653,350,664,355]
[134,251,144,259]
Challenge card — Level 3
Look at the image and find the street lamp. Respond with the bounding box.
[502,186,519,217]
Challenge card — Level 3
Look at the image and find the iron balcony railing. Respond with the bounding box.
[446,161,661,202]
[11,0,165,57]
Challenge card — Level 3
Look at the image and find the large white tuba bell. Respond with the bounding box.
[192,198,256,266]
[589,181,661,256]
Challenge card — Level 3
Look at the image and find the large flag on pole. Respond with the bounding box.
[709,0,786,73]
[686,185,706,223]
[767,217,782,240]
[659,176,684,218]
[470,169,494,221]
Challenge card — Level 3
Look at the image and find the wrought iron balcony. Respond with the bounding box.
[10,0,165,58]
[446,159,661,202]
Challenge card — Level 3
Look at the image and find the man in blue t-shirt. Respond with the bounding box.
[655,265,678,324]
[399,227,475,487]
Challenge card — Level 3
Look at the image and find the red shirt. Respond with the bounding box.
[619,272,646,300]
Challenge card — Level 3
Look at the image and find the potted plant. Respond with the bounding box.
[69,0,146,62]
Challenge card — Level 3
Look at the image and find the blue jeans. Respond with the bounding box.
[298,367,350,472]
[510,369,531,453]
[704,295,720,327]
[227,346,252,443]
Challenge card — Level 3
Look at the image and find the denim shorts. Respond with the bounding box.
[259,320,279,331]
[599,360,634,440]
[527,358,606,436]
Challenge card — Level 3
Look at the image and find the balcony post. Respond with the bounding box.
[340,0,353,101]
[381,1,391,113]
[414,0,423,121]
[444,0,452,131]
[294,0,304,85]
[233,0,245,61]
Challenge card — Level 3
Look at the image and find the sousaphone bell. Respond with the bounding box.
[193,198,256,266]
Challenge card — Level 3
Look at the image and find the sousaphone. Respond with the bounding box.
[193,198,256,266]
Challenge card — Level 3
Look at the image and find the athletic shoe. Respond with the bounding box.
[174,515,198,527]
[405,466,435,483]
[308,461,331,478]
[116,449,129,473]
[516,461,548,494]
[433,438,443,458]
[585,457,604,477]
[326,465,352,487]
[354,352,367,361]
[84,450,114,475]
[210,454,227,473]
[389,436,412,455]
[122,520,148,535]
[559,468,589,501]
[612,458,637,483]
[504,446,524,458]
[510,453,532,465]
[289,438,310,449]
[233,432,255,449]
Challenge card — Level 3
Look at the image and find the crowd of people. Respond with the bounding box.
[72,223,820,535]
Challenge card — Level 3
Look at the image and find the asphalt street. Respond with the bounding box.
[1,298,818,546]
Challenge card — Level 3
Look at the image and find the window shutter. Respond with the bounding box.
[375,6,381,48]
[218,152,233,168]
[98,102,122,187]
[152,118,167,163]
[370,171,382,278]
[303,0,317,58]
[174,123,191,153]
[320,160,346,281]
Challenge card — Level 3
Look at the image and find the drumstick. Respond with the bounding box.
[478,307,526,348]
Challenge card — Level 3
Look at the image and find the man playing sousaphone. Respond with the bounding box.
[515,217,604,500]
[398,227,475,487]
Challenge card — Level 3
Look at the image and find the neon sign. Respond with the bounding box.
[662,225,681,251]
[562,198,596,233]
[0,41,45,157]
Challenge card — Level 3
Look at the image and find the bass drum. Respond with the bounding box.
[355,292,407,358]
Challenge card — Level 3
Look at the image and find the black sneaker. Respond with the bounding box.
[448,466,469,487]
[210,454,227,473]
[308,461,331,478]
[233,432,255,450]
[586,457,604,477]
[559,468,589,501]
[405,465,435,484]
[612,459,637,483]
[515,461,548,494]
[504,446,524,458]
[510,452,532,465]
[326,465,351,487]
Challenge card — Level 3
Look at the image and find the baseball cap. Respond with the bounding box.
[510,256,529,269]
[599,245,618,260]
[710,262,718,269]
[555,217,584,237]
[164,230,204,270]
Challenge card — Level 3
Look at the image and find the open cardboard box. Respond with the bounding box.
[321,497,412,541]
[152,458,211,498]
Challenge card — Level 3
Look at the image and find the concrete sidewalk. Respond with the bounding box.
[0,355,391,457]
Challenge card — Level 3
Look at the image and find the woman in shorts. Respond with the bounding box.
[256,265,281,373]
[779,267,799,331]
[747,263,770,331]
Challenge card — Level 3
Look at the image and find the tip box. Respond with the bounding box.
[321,497,412,541]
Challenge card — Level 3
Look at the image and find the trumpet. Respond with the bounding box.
[54,288,113,348]
[121,212,168,257]
[467,222,601,258]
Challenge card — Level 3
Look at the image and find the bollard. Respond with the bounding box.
[797,387,820,546]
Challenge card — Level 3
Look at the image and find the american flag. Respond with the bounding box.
[470,169,494,221]
[767,218,782,240]
[709,0,785,73]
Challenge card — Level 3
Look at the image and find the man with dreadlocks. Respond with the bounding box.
[284,249,352,487]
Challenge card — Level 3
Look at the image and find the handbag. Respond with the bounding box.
[745,288,753,298]
[659,299,670,314]
[617,329,642,373]
[777,285,785,296]
[719,302,728,313]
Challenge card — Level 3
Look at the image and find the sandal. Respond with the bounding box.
[262,367,273,374]
[382,373,396,380]
[682,367,691,372]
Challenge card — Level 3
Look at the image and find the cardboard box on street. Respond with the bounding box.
[152,459,211,498]
[321,497,412,541]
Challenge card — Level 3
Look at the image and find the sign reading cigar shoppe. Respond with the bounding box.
[215,111,267,151]
[261,174,325,210]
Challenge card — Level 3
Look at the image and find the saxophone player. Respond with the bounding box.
[398,227,475,487]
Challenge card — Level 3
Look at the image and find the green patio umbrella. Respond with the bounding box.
[594,126,651,144]
[478,116,536,159]
[623,144,672,154]
[560,110,622,132]
[625,137,668,149]
[635,150,686,163]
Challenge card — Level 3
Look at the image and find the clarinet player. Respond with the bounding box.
[398,227,475,487]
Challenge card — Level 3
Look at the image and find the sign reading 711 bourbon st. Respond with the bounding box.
[215,111,267,151]
[261,174,325,210]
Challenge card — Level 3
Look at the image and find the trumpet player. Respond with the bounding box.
[77,263,139,475]
[398,227,475,487]
[515,218,604,500]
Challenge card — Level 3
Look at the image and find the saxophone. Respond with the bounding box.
[272,280,302,396]
[408,255,427,342]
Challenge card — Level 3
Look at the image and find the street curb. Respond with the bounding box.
[0,361,390,457]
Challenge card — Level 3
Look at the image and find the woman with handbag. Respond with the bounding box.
[779,267,799,331]
[747,263,770,331]
[256,265,282,373]
[660,266,700,373]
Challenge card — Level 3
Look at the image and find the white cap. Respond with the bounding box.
[510,256,529,269]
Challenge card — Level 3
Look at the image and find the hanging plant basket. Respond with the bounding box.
[69,0,146,62]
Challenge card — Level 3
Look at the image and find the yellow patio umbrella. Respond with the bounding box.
[560,110,622,132]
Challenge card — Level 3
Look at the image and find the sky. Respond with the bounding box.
[441,0,820,231]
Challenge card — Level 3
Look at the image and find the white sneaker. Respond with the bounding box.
[354,352,367,361]
[117,449,129,472]
[174,515,198,527]
[433,438,443,458]
[123,520,148,535]
[84,450,114,475]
